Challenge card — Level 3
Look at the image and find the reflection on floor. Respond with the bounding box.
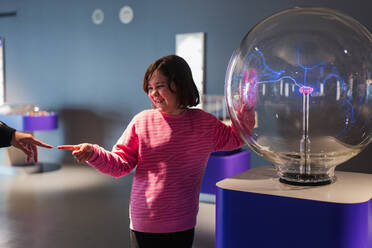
[0,164,215,248]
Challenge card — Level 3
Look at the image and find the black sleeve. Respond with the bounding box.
[0,121,16,147]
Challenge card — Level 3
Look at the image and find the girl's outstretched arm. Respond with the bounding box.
[58,143,136,178]
[58,115,139,178]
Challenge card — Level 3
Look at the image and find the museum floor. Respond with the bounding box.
[0,164,215,248]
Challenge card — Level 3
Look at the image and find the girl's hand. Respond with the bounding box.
[58,143,94,163]
[236,103,256,137]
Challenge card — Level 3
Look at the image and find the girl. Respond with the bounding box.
[59,55,253,248]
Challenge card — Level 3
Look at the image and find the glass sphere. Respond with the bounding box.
[225,7,372,185]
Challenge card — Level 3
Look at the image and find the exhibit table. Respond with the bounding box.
[216,166,372,248]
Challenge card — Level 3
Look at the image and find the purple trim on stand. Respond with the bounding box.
[201,148,250,195]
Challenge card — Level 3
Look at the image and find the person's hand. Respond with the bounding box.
[10,131,53,163]
[235,68,257,137]
[58,143,94,163]
[236,103,256,137]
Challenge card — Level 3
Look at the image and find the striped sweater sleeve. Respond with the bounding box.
[213,117,245,152]
[87,118,139,178]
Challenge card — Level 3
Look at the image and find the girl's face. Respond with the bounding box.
[147,70,183,115]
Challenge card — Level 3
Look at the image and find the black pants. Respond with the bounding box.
[130,228,195,248]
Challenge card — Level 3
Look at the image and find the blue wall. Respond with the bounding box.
[0,0,371,171]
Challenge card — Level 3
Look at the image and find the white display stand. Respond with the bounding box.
[216,166,372,248]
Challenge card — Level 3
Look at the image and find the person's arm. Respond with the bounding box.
[0,121,53,162]
[58,119,139,178]
[89,115,139,177]
[213,119,246,152]
[58,143,137,178]
[213,105,255,152]
[0,121,16,147]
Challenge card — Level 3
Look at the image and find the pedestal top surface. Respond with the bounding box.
[216,166,372,203]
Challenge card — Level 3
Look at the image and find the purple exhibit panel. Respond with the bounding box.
[201,148,250,195]
[0,113,58,131]
[23,113,58,131]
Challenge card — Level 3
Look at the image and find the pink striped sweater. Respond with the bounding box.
[88,108,244,233]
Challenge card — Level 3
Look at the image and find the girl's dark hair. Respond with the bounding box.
[143,55,200,108]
